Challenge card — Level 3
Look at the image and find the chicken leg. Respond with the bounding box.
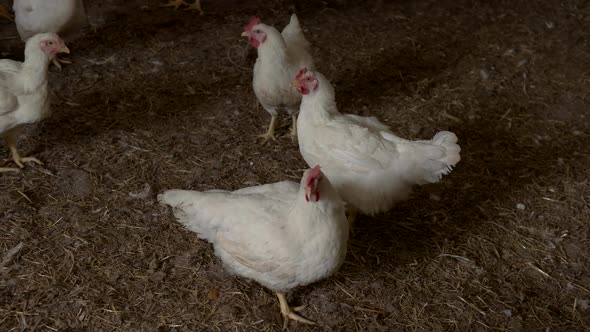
[259,115,278,145]
[2,127,42,170]
[161,0,204,15]
[346,206,359,230]
[289,113,298,143]
[276,292,315,329]
[0,4,13,21]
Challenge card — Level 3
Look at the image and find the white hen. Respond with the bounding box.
[158,166,348,328]
[0,33,69,173]
[241,14,315,144]
[13,0,88,69]
[293,69,461,223]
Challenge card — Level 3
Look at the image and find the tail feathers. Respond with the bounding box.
[404,131,460,184]
[158,190,216,239]
[281,13,312,57]
[157,189,195,211]
[428,131,461,181]
[282,14,303,39]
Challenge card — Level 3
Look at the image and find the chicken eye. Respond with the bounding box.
[306,77,313,82]
[49,41,53,45]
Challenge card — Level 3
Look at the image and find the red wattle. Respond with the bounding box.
[248,37,260,48]
[298,86,310,95]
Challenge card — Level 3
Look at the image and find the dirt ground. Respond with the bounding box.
[1,0,589,330]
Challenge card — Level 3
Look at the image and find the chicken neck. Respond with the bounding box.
[19,45,51,93]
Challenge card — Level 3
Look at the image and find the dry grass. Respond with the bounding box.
[1,0,589,330]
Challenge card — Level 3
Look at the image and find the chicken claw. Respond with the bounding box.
[184,0,204,15]
[276,293,315,329]
[161,0,204,15]
[14,156,43,168]
[258,131,277,145]
[0,4,13,21]
[0,167,20,173]
[10,145,42,169]
[51,57,72,70]
[161,0,185,10]
[259,115,278,145]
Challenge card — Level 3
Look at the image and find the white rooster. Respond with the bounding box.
[158,166,348,328]
[293,69,461,224]
[0,33,69,173]
[241,14,315,144]
[13,0,88,69]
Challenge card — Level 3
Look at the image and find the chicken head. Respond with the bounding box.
[304,165,322,202]
[292,68,318,95]
[241,17,267,48]
[37,33,70,57]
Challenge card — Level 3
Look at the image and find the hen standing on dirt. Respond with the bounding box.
[242,14,315,144]
[158,166,348,328]
[0,33,69,173]
[293,69,461,225]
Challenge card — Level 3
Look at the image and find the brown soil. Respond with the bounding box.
[1,0,589,331]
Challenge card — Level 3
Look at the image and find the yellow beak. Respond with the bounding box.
[241,31,249,37]
[60,45,70,54]
[291,80,300,88]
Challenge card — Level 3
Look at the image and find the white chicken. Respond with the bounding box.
[13,0,88,69]
[293,69,461,224]
[241,14,315,144]
[0,33,69,173]
[158,166,348,328]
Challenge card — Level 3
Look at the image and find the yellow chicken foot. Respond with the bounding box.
[51,56,72,70]
[184,0,204,15]
[289,113,298,143]
[259,115,278,145]
[0,167,20,173]
[9,144,42,169]
[161,0,204,15]
[161,0,185,10]
[276,292,315,330]
[0,4,13,21]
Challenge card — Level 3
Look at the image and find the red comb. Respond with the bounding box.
[244,17,262,32]
[306,165,322,186]
[296,68,308,80]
